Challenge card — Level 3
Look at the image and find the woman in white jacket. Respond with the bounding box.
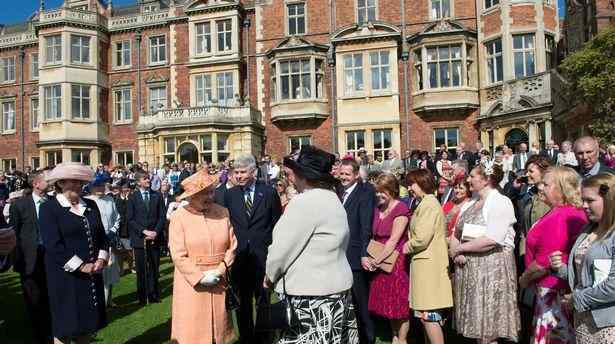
[86,176,121,307]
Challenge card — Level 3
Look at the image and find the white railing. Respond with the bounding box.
[138,105,261,130]
[108,11,169,31]
[39,8,107,26]
[0,32,37,49]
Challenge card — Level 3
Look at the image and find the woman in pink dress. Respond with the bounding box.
[367,173,411,344]
[519,166,588,344]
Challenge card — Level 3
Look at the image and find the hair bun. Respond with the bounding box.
[489,164,504,187]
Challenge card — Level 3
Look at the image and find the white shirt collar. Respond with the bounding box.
[343,182,359,203]
[32,192,43,203]
[56,193,88,217]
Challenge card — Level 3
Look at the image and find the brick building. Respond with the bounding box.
[0,0,559,170]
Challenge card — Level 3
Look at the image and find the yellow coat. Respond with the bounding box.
[169,204,237,344]
[404,194,453,311]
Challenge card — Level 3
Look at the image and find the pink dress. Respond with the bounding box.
[525,205,588,344]
[368,201,410,319]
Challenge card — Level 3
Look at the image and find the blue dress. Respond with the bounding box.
[39,196,108,338]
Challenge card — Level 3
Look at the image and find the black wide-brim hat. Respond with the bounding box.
[283,145,337,184]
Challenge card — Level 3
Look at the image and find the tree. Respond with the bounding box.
[559,26,615,143]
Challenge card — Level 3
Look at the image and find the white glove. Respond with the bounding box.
[199,270,221,286]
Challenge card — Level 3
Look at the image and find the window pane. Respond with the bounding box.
[452,61,461,86]
[513,35,523,49]
[514,52,524,77]
[447,129,458,147]
[428,63,437,88]
[526,52,535,75]
[435,129,445,147]
[217,133,228,151]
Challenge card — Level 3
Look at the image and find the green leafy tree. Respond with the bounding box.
[559,27,615,143]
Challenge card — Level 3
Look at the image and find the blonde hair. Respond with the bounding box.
[544,166,582,208]
[582,173,615,237]
[608,144,615,155]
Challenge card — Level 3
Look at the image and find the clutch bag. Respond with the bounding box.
[367,240,399,273]
[461,223,487,241]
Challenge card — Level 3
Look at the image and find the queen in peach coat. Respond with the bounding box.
[169,170,237,344]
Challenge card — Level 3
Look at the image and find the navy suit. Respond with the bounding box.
[126,189,165,303]
[224,181,281,344]
[342,181,376,344]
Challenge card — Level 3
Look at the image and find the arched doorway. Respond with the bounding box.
[178,142,199,163]
[505,128,529,152]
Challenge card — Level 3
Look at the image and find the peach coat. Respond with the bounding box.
[169,204,237,344]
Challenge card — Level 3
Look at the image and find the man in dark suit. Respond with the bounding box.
[513,143,534,172]
[574,136,615,178]
[540,140,559,165]
[338,159,376,344]
[224,155,281,344]
[8,171,53,343]
[127,171,165,304]
[455,143,474,170]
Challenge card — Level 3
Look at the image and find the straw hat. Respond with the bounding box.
[46,162,95,184]
[177,169,219,201]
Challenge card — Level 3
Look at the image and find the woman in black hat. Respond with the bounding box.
[265,145,358,344]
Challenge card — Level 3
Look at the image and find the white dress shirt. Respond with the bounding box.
[342,182,358,205]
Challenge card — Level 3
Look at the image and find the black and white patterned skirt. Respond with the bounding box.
[278,290,359,344]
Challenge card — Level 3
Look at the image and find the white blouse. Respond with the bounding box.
[482,189,517,249]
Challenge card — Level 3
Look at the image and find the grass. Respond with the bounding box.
[0,257,475,344]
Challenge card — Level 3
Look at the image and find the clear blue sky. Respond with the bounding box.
[0,0,567,25]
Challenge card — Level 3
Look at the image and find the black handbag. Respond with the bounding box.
[254,275,299,332]
[223,261,240,311]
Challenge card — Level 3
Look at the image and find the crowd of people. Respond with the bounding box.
[0,135,613,344]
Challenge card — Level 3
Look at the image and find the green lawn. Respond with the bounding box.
[1,257,411,344]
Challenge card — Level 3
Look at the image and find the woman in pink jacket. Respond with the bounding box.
[519,166,588,344]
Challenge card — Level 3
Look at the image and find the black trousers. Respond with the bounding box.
[232,252,269,344]
[20,247,53,344]
[134,245,160,303]
[352,270,375,344]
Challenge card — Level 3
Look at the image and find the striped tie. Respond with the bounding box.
[244,190,253,217]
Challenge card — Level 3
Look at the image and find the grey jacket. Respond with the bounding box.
[556,227,615,328]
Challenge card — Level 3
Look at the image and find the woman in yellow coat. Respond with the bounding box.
[403,169,453,344]
[169,169,237,344]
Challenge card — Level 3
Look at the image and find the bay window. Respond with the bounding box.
[71,35,90,64]
[45,35,62,64]
[289,136,311,153]
[71,85,90,119]
[44,85,62,119]
[195,22,212,54]
[217,20,232,52]
[513,34,535,78]
[427,45,462,88]
[370,51,390,91]
[344,53,364,95]
[270,57,325,102]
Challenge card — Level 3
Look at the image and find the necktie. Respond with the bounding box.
[143,191,150,212]
[244,189,253,217]
[342,190,349,205]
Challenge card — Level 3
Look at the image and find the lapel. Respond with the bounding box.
[343,182,361,210]
[25,194,40,232]
[250,183,265,219]
[232,187,250,226]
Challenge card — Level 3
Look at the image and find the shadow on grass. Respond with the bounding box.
[124,319,171,344]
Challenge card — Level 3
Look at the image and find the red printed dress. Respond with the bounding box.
[367,201,411,319]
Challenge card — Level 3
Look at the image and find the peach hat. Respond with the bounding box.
[178,169,219,200]
[46,162,95,184]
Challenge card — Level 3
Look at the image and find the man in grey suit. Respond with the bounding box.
[513,143,534,172]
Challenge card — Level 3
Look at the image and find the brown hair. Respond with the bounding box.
[340,158,360,173]
[582,173,615,237]
[525,154,552,172]
[375,173,400,198]
[471,164,504,189]
[405,169,436,195]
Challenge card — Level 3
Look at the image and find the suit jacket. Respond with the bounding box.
[342,181,376,271]
[223,181,282,263]
[9,194,43,275]
[577,162,615,178]
[540,148,559,164]
[513,152,534,172]
[126,189,165,248]
[214,184,230,207]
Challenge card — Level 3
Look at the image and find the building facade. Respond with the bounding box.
[0,0,559,170]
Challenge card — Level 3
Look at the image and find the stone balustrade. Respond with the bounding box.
[108,11,170,31]
[137,105,262,132]
[0,32,37,49]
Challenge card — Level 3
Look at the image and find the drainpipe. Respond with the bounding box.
[329,0,338,154]
[401,0,410,159]
[136,32,142,116]
[243,18,251,103]
[19,47,25,170]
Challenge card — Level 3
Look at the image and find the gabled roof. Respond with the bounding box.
[267,36,329,58]
[330,21,401,44]
[407,19,476,43]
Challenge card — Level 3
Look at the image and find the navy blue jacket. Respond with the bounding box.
[342,181,376,271]
[126,189,165,248]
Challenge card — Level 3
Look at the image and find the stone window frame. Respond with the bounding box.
[113,40,132,69]
[148,83,168,113]
[356,0,378,24]
[193,74,213,106]
[512,32,536,79]
[288,135,312,154]
[285,1,307,37]
[70,34,91,65]
[148,34,168,66]
[429,0,453,21]
[43,84,63,121]
[340,48,397,98]
[432,127,460,153]
[373,128,392,162]
[30,53,39,80]
[30,97,40,132]
[191,70,237,107]
[190,15,238,59]
[346,130,366,157]
[343,52,364,96]
[46,150,63,167]
[70,84,91,120]
[113,87,133,124]
[1,158,16,172]
[412,38,474,92]
[483,0,500,11]
[216,19,233,53]
[44,34,63,65]
[485,37,504,85]
[194,21,212,56]
[71,149,91,165]
[269,56,326,104]
[369,50,392,93]
[1,99,16,134]
[0,56,16,84]
[115,150,134,167]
